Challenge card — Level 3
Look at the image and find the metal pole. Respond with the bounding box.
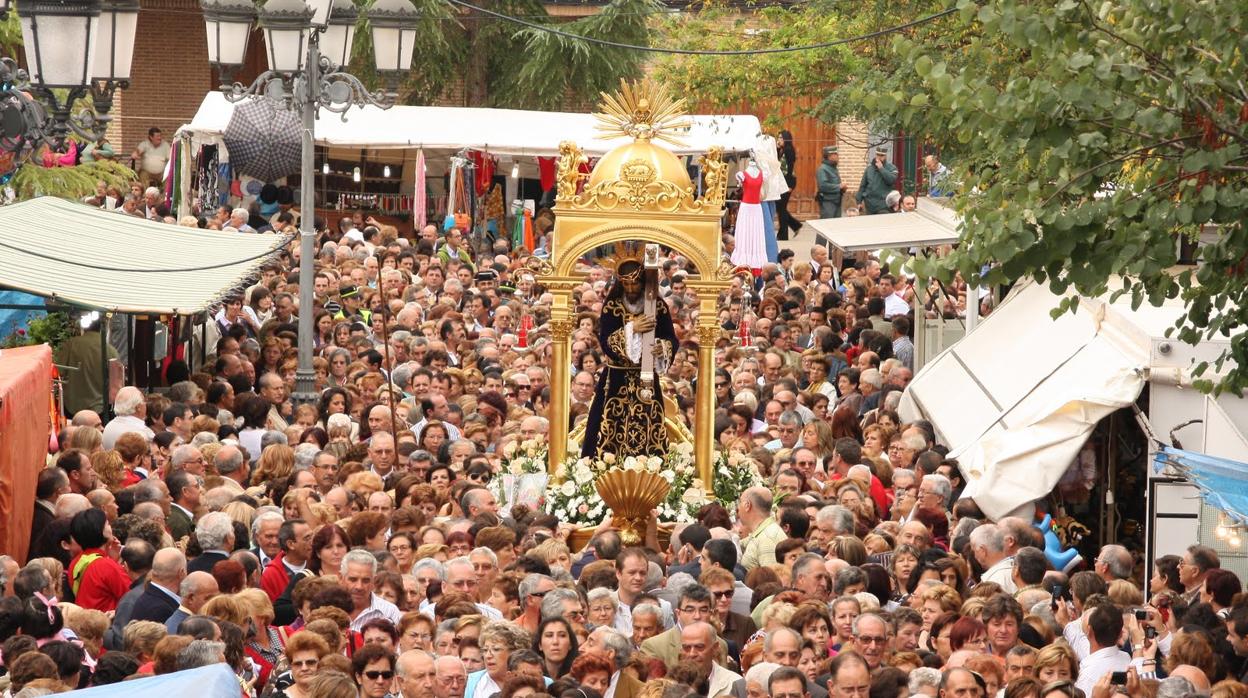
[291,34,321,407]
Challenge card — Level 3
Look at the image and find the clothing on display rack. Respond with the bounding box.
[731,165,767,273]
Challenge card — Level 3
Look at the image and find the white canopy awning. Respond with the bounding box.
[177,92,763,158]
[899,280,1152,519]
[809,197,960,252]
[0,197,289,315]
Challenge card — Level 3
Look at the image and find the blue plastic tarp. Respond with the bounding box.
[0,290,46,340]
[1154,446,1248,525]
[63,664,240,696]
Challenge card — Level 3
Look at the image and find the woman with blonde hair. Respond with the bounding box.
[202,593,250,627]
[236,587,284,689]
[251,443,295,485]
[528,539,572,574]
[90,450,125,489]
[71,426,103,455]
[221,501,257,531]
[1033,642,1078,683]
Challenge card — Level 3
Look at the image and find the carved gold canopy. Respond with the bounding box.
[550,79,728,277]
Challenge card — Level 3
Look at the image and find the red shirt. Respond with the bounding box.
[70,548,130,612]
[260,552,293,602]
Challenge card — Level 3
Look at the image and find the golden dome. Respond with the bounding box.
[552,79,727,217]
[585,138,695,199]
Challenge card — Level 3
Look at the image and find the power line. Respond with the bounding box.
[446,0,957,55]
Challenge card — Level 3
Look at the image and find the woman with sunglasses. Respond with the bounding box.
[352,643,397,698]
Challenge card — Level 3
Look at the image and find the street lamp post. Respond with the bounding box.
[0,0,137,158]
[201,0,416,405]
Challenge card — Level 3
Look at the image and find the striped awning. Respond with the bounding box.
[0,197,291,315]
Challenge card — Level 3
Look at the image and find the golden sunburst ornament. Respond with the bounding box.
[595,78,692,146]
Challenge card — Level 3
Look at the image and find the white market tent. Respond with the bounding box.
[899,280,1160,520]
[0,197,290,315]
[177,92,764,158]
[808,197,961,251]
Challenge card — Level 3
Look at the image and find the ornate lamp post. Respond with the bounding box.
[201,0,415,405]
[0,0,137,155]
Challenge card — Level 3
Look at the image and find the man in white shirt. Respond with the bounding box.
[1075,605,1135,696]
[971,523,1018,594]
[878,274,910,318]
[102,386,154,450]
[679,622,740,698]
[343,550,401,631]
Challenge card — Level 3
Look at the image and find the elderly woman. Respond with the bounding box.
[586,587,618,630]
[398,611,436,653]
[465,621,532,698]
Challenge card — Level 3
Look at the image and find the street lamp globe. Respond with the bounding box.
[200,0,255,70]
[92,0,139,83]
[320,0,357,69]
[18,0,102,88]
[258,0,312,74]
[369,0,417,75]
[306,0,332,28]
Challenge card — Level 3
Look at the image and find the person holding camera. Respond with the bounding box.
[856,148,900,214]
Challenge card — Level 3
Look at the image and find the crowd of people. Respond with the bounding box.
[2,197,1245,698]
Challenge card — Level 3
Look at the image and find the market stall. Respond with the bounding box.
[0,344,52,562]
[174,92,764,235]
[0,197,292,404]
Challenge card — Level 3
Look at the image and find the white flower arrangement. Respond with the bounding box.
[542,444,763,527]
[490,439,550,510]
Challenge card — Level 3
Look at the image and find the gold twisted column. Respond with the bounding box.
[548,313,575,471]
[694,321,720,494]
[541,274,580,474]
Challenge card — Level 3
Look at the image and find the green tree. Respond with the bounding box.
[352,0,659,109]
[649,0,954,124]
[839,0,1248,394]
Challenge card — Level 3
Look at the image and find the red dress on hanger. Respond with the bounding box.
[732,168,767,271]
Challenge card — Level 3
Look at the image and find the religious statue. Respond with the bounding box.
[580,244,678,459]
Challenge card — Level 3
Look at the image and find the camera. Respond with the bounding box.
[1111,672,1128,686]
[1145,626,1157,639]
[1134,609,1148,621]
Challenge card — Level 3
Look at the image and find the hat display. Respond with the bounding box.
[340,285,360,298]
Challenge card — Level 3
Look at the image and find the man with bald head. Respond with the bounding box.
[72,410,103,431]
[680,621,740,698]
[396,649,437,698]
[368,431,398,489]
[431,655,467,698]
[898,519,933,551]
[214,445,248,491]
[738,486,785,571]
[56,493,92,519]
[129,547,187,625]
[165,570,218,633]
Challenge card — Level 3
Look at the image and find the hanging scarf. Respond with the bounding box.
[414,149,427,230]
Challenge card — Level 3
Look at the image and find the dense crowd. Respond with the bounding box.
[3,183,1246,698]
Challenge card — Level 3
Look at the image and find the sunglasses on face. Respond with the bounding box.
[363,670,394,680]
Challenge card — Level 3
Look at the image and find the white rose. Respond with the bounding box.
[603,453,616,464]
[573,463,593,484]
[560,480,577,497]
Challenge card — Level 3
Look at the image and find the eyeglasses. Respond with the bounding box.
[855,635,889,645]
[363,670,394,680]
[291,659,318,668]
[711,589,734,600]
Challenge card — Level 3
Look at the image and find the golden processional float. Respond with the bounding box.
[536,79,733,544]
